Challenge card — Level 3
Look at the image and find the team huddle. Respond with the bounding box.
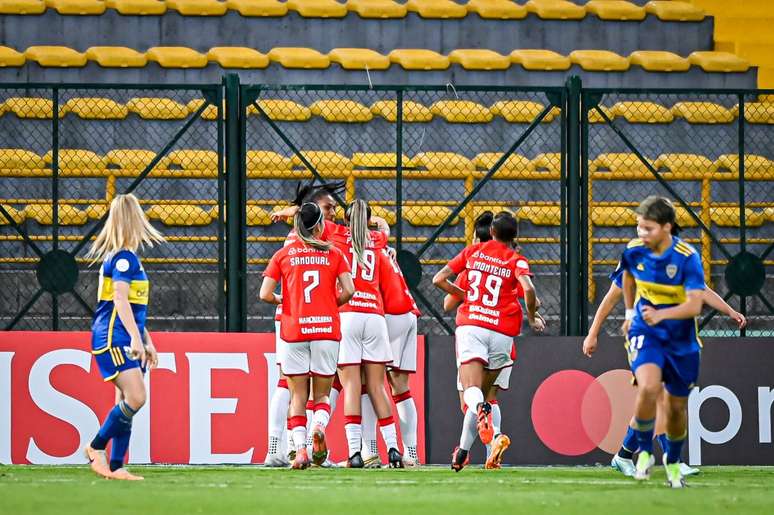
[80,189,745,485]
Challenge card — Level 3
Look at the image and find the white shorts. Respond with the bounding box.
[456,365,512,392]
[275,321,287,367]
[455,325,514,371]
[283,339,339,377]
[385,312,418,373]
[338,312,393,366]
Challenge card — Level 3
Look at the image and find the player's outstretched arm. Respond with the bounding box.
[703,287,747,328]
[641,290,703,325]
[259,277,282,305]
[432,266,466,299]
[370,216,390,238]
[583,283,623,357]
[270,205,300,223]
[337,272,355,306]
[518,275,545,333]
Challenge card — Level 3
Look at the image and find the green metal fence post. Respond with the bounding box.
[225,73,246,332]
[566,76,582,336]
[396,88,404,253]
[737,94,747,336]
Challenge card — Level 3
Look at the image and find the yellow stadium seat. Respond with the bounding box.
[388,49,449,70]
[586,1,645,21]
[466,0,526,19]
[474,152,532,173]
[710,207,765,228]
[225,0,286,16]
[85,204,107,220]
[328,48,391,70]
[310,100,373,122]
[688,51,749,73]
[654,153,715,175]
[406,0,466,18]
[448,49,510,71]
[0,0,46,14]
[591,153,651,175]
[715,154,774,178]
[403,205,459,226]
[674,207,699,228]
[347,0,406,18]
[106,149,158,170]
[127,98,189,119]
[43,149,107,173]
[670,102,735,124]
[629,51,690,72]
[25,204,89,225]
[210,204,270,225]
[430,100,492,123]
[525,0,585,20]
[166,0,227,15]
[0,46,26,66]
[62,98,128,119]
[517,205,561,226]
[370,100,433,122]
[611,101,674,123]
[207,47,269,68]
[85,46,147,68]
[286,0,347,17]
[569,50,630,72]
[291,151,353,172]
[162,149,218,170]
[24,46,87,67]
[766,207,774,223]
[146,47,208,68]
[370,206,397,225]
[44,0,106,15]
[3,97,53,118]
[105,0,167,14]
[413,152,474,172]
[490,100,554,123]
[187,98,221,120]
[471,205,514,220]
[249,99,312,121]
[146,204,213,226]
[592,206,637,226]
[351,152,414,168]
[268,47,330,69]
[744,102,774,124]
[644,1,704,22]
[0,149,45,169]
[510,49,571,71]
[246,150,292,173]
[531,153,561,174]
[587,105,614,124]
[0,204,25,225]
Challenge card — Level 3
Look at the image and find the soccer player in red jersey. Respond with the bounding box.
[433,212,544,471]
[260,202,355,469]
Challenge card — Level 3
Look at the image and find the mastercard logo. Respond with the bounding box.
[531,369,637,456]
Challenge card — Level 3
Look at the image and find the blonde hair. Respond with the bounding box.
[347,199,371,267]
[293,202,330,251]
[86,193,165,263]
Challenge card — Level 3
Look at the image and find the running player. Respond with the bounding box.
[433,212,544,471]
[260,202,355,469]
[617,196,706,488]
[84,193,163,480]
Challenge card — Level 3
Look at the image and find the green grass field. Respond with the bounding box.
[2,465,773,515]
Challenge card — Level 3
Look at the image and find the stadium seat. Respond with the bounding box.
[246,150,292,173]
[448,49,510,71]
[715,154,774,177]
[145,204,214,226]
[490,100,553,123]
[291,151,353,172]
[531,153,562,174]
[105,0,167,15]
[24,46,87,67]
[569,50,630,72]
[406,0,467,19]
[0,46,26,66]
[210,204,270,225]
[286,0,347,18]
[106,149,158,170]
[710,207,765,227]
[369,206,397,225]
[346,0,406,18]
[674,207,699,228]
[3,97,53,118]
[146,47,208,68]
[43,149,108,174]
[466,0,527,20]
[166,0,227,16]
[351,152,414,168]
[629,51,690,72]
[62,97,129,119]
[670,102,735,124]
[44,0,106,15]
[187,98,221,120]
[0,0,46,14]
[744,102,774,124]
[85,46,148,68]
[591,153,651,175]
[687,51,749,72]
[310,100,373,122]
[591,206,637,226]
[430,100,493,123]
[474,152,533,173]
[249,99,312,121]
[24,204,89,225]
[510,49,571,71]
[654,153,715,175]
[516,205,561,226]
[587,105,613,123]
[127,97,189,119]
[328,48,391,70]
[207,47,269,69]
[403,205,459,226]
[611,101,674,123]
[267,47,330,69]
[388,49,449,70]
[225,0,286,16]
[0,204,25,225]
[525,0,585,20]
[471,204,514,219]
[644,1,705,22]
[85,203,107,220]
[370,100,433,122]
[161,149,219,171]
[0,149,46,169]
[585,1,646,21]
[412,152,474,172]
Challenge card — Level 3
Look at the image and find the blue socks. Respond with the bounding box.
[617,426,638,459]
[655,433,669,455]
[91,401,137,471]
[632,418,655,454]
[665,432,687,464]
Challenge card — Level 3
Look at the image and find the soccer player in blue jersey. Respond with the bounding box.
[84,194,164,480]
[617,196,707,488]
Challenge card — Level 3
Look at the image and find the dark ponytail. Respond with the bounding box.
[293,202,330,251]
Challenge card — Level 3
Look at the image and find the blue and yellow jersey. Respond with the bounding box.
[91,250,149,353]
[619,237,705,353]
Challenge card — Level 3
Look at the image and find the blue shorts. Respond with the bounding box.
[93,343,145,382]
[627,333,700,397]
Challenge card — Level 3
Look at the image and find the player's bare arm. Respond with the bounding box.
[259,277,282,305]
[583,283,623,357]
[703,287,747,328]
[432,266,466,299]
[336,271,355,306]
[518,275,545,333]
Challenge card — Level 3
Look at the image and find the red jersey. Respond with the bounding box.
[264,240,350,342]
[379,248,421,316]
[448,240,529,337]
[331,229,388,314]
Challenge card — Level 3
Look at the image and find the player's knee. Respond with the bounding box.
[125,386,147,411]
[639,382,662,401]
